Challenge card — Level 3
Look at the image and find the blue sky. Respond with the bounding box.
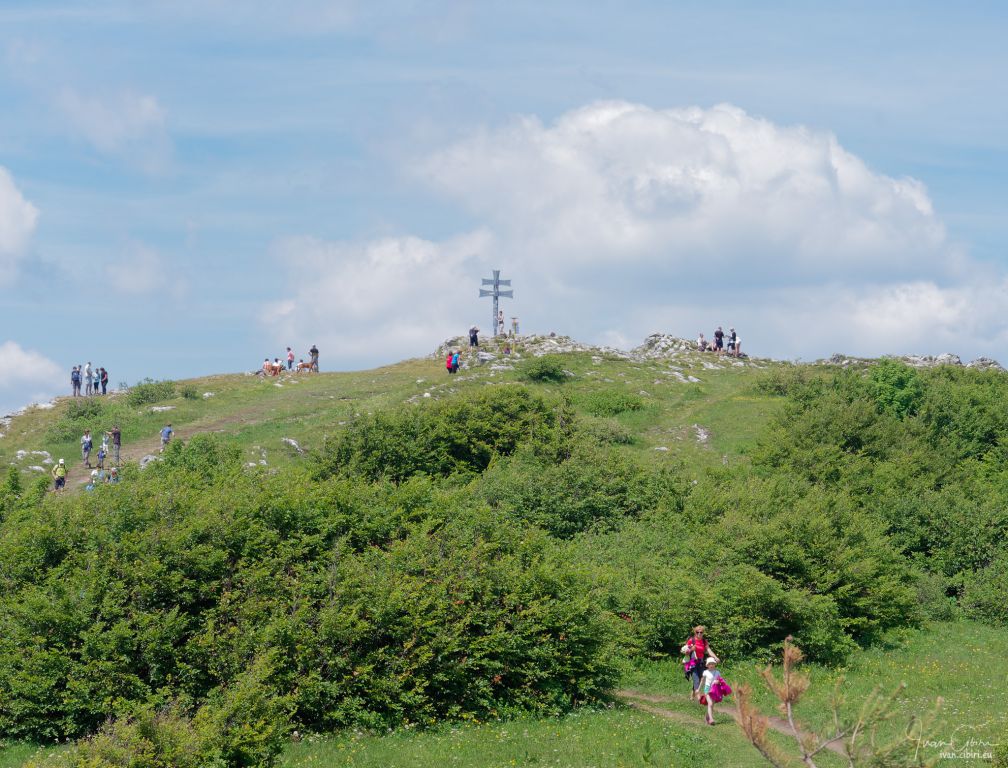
[1,1,1007,413]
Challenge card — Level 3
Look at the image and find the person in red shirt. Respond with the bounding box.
[682,625,719,700]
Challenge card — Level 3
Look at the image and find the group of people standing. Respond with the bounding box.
[70,362,110,396]
[697,326,742,357]
[262,345,319,375]
[79,425,122,470]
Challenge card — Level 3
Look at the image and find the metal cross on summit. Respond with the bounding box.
[479,269,514,336]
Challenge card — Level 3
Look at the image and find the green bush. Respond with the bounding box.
[179,385,199,401]
[66,398,105,421]
[126,379,176,407]
[480,443,683,538]
[315,385,575,482]
[520,355,569,384]
[575,390,644,417]
[870,358,923,419]
[960,552,1008,626]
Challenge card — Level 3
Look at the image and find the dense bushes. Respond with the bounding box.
[0,437,615,745]
[520,355,569,384]
[126,379,176,407]
[314,385,575,482]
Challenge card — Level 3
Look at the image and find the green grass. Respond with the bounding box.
[622,620,1008,766]
[278,707,743,768]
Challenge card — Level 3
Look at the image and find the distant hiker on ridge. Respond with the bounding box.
[469,326,480,348]
[286,347,295,370]
[107,425,121,465]
[713,327,724,355]
[697,332,708,352]
[309,344,319,372]
[84,362,93,396]
[71,366,81,397]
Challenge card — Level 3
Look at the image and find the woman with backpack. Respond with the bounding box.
[682,625,719,700]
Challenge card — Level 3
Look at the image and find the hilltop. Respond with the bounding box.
[2,335,1008,767]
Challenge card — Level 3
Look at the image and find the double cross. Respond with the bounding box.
[479,270,513,335]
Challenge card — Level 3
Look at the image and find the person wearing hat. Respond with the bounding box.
[699,657,724,725]
[51,459,67,491]
[86,469,99,491]
[682,625,719,700]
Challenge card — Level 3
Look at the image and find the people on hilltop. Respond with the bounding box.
[727,328,737,356]
[84,362,94,395]
[286,347,295,370]
[160,423,174,452]
[451,350,460,373]
[71,366,82,397]
[713,327,724,355]
[469,326,480,348]
[100,367,109,395]
[309,344,319,372]
[80,429,93,468]
[51,458,67,491]
[697,332,708,352]
[497,311,505,336]
[446,350,454,374]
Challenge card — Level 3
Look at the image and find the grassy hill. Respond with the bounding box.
[1,336,1006,767]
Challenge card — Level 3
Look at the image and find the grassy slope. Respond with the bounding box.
[3,344,1005,766]
[1,343,782,486]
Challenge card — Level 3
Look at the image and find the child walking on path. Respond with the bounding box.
[700,657,725,725]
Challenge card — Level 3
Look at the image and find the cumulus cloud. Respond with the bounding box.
[57,88,172,172]
[267,101,1007,363]
[0,167,39,284]
[0,341,62,415]
[265,230,492,364]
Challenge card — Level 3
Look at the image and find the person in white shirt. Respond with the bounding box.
[700,657,723,725]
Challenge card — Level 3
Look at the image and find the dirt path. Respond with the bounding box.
[616,689,847,757]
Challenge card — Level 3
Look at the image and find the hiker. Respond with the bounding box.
[51,458,67,491]
[100,367,109,395]
[84,362,93,395]
[108,467,119,484]
[286,347,294,370]
[733,336,742,358]
[697,332,708,352]
[262,358,270,375]
[699,657,727,725]
[497,310,505,336]
[469,326,480,348]
[81,429,93,468]
[86,469,99,492]
[309,344,319,372]
[96,444,107,470]
[727,328,737,356]
[273,357,283,375]
[451,350,460,373]
[446,351,454,374]
[107,425,121,465]
[71,366,82,397]
[682,625,719,701]
[713,327,724,355]
[160,423,173,452]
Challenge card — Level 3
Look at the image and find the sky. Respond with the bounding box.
[1,1,1007,414]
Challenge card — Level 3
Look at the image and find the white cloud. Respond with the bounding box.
[266,230,492,365]
[56,88,171,172]
[266,101,1008,364]
[0,341,62,416]
[0,167,39,284]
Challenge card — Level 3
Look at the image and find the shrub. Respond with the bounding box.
[179,385,199,401]
[960,552,1008,626]
[575,390,644,417]
[126,379,176,407]
[66,398,105,421]
[520,355,569,384]
[315,385,575,482]
[870,358,923,419]
[480,444,684,538]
